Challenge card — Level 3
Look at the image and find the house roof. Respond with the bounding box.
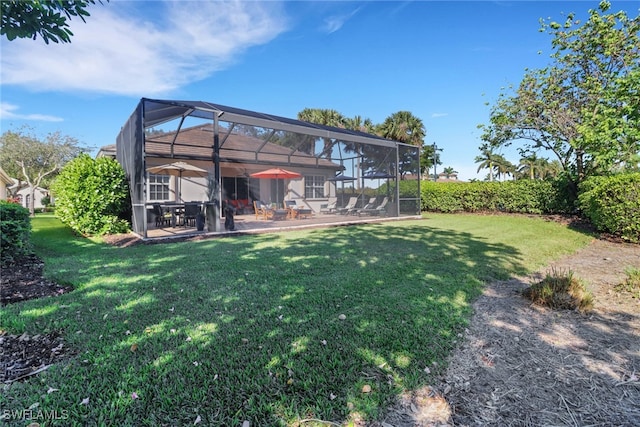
[144,123,341,170]
[0,167,12,185]
[142,98,398,149]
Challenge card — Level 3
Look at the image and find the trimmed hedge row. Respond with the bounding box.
[0,200,31,264]
[420,179,574,214]
[578,173,640,243]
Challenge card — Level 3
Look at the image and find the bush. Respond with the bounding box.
[578,173,640,242]
[421,179,574,214]
[0,200,31,264]
[52,154,131,236]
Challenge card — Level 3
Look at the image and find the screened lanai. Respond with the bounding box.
[116,98,421,239]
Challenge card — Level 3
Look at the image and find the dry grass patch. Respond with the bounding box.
[523,268,594,313]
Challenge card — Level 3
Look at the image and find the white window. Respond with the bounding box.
[304,175,325,199]
[149,174,170,200]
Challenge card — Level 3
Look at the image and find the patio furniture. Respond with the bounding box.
[358,197,389,216]
[272,208,289,220]
[285,200,298,219]
[152,204,172,228]
[296,208,313,219]
[254,201,272,220]
[336,197,358,215]
[319,198,337,214]
[182,203,201,227]
[356,197,377,215]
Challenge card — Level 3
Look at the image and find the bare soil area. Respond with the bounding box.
[2,230,639,426]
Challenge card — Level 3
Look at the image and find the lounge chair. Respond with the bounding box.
[336,197,358,215]
[358,197,389,216]
[356,197,377,215]
[319,197,337,214]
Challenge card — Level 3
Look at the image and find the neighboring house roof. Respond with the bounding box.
[97,144,116,158]
[143,124,342,171]
[0,167,12,185]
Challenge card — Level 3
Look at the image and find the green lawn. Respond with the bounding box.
[1,213,593,426]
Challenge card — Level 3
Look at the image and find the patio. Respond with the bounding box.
[143,210,422,240]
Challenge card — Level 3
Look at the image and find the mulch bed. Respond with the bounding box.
[1,254,74,383]
[1,254,73,306]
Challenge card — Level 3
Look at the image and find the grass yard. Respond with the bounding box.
[1,213,593,426]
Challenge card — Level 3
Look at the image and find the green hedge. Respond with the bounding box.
[420,179,575,214]
[0,200,31,264]
[578,173,640,242]
[52,154,131,236]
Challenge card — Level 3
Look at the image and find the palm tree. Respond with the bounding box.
[544,160,563,179]
[517,153,540,180]
[345,115,375,134]
[475,144,499,182]
[494,154,515,181]
[297,108,347,157]
[442,166,458,179]
[377,111,426,146]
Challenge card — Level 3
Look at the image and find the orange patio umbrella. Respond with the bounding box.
[250,168,302,205]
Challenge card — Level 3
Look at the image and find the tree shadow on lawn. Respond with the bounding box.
[3,220,530,425]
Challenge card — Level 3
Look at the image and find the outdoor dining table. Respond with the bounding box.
[159,203,185,227]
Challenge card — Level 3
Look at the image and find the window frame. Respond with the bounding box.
[148,174,171,201]
[304,175,326,199]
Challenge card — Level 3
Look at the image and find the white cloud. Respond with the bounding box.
[431,113,448,118]
[0,102,63,122]
[322,7,362,34]
[0,1,288,96]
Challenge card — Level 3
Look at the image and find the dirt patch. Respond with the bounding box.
[380,239,640,426]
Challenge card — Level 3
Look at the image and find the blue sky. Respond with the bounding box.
[2,0,638,180]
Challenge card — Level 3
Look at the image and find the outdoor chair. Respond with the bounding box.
[358,197,389,216]
[254,200,273,220]
[152,203,171,228]
[319,198,337,214]
[285,200,297,219]
[356,197,377,215]
[182,203,201,227]
[336,197,358,215]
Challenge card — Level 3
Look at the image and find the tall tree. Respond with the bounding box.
[494,154,515,181]
[297,108,347,157]
[442,166,458,178]
[474,144,501,182]
[1,0,107,44]
[0,126,85,215]
[479,1,640,192]
[377,111,426,146]
[420,143,442,177]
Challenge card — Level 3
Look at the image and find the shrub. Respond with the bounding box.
[421,179,574,214]
[578,173,640,242]
[0,200,31,264]
[523,268,594,313]
[52,154,131,236]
